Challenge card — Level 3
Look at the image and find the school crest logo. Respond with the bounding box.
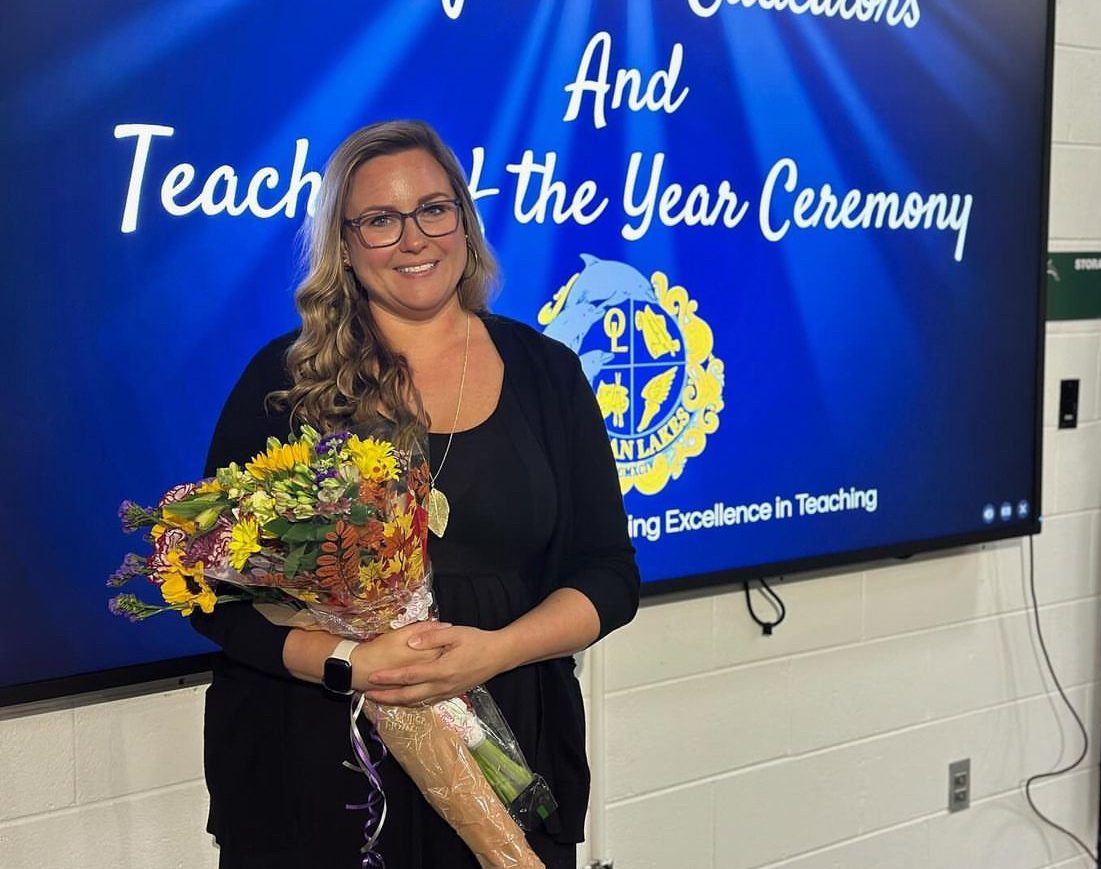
[538,254,725,495]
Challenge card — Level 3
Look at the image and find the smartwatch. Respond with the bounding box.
[322,639,359,695]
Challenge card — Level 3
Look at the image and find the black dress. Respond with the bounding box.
[195,315,640,868]
[371,367,574,867]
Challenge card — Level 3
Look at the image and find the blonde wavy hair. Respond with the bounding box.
[270,120,498,435]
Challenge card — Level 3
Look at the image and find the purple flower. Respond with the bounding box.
[314,468,338,484]
[108,593,153,622]
[107,553,149,587]
[316,432,351,454]
[118,500,157,533]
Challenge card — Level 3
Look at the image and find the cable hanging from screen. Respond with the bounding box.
[743,578,786,635]
[1021,535,1097,864]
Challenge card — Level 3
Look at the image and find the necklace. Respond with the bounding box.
[427,314,470,538]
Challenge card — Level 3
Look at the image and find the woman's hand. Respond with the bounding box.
[282,621,449,689]
[363,625,515,707]
[362,588,601,706]
[351,622,450,692]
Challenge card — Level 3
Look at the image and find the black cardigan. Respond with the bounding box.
[192,314,640,850]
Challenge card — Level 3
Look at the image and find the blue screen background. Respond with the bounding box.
[0,0,1047,691]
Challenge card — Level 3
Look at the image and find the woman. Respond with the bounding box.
[193,120,640,868]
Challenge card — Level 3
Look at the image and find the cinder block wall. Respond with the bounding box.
[598,2,1101,865]
[1,3,1099,867]
[0,688,215,867]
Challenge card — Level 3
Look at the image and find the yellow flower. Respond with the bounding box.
[227,516,262,570]
[246,440,312,480]
[159,571,189,605]
[347,436,399,483]
[158,555,217,616]
[196,479,222,494]
[195,587,217,614]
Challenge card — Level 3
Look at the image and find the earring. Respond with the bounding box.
[461,238,480,285]
[340,243,352,270]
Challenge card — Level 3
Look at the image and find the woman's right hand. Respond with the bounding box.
[351,622,449,693]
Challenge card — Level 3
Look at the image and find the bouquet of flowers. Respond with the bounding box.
[108,424,556,868]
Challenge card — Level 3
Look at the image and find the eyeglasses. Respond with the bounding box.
[343,199,463,249]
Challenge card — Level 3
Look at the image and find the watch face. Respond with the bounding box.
[323,657,353,694]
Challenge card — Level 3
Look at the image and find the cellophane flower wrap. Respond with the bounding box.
[109,422,556,868]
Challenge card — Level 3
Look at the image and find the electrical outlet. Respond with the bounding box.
[948,758,970,812]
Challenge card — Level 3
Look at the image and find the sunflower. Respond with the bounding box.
[158,552,217,616]
[245,440,312,480]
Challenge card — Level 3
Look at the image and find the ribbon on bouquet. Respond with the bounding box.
[344,692,389,868]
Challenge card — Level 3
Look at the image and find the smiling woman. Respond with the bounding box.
[190,120,640,868]
[341,150,469,323]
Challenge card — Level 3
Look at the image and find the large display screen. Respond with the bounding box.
[1,0,1051,704]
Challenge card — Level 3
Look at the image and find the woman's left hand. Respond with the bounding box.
[363,624,515,707]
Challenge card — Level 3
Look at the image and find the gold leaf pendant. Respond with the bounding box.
[427,487,450,538]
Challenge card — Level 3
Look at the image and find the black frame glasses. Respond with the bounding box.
[343,198,463,249]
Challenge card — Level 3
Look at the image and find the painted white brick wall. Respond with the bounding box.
[0,687,217,867]
[596,1,1101,865]
[1,4,1098,868]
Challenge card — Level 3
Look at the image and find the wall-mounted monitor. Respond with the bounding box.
[1,0,1052,705]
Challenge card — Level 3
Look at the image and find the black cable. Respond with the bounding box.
[1022,534,1098,865]
[743,577,786,635]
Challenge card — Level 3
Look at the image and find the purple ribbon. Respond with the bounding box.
[343,693,388,868]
